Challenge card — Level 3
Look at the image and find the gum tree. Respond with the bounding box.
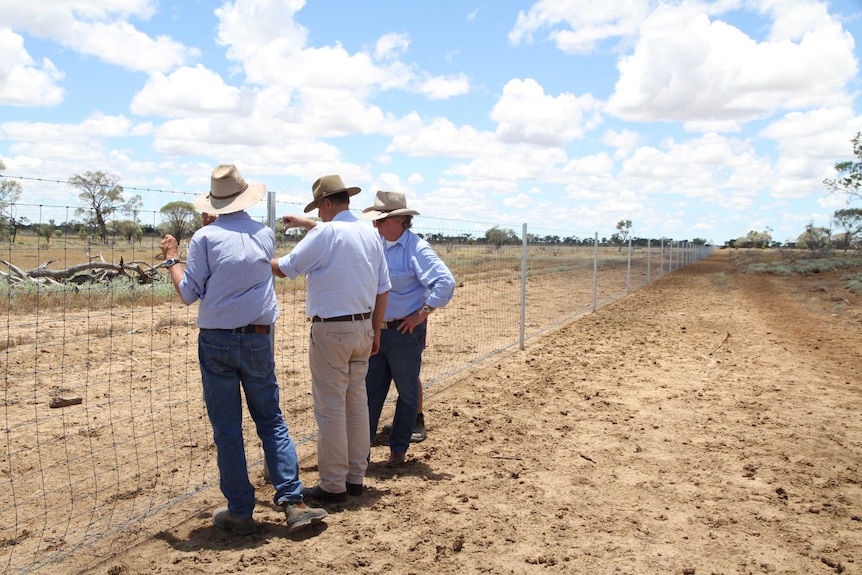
[70,171,141,243]
[0,160,26,241]
[612,219,632,252]
[159,201,198,240]
[832,208,862,254]
[824,133,862,204]
[797,224,831,254]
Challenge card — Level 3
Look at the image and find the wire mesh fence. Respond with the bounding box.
[1,194,712,574]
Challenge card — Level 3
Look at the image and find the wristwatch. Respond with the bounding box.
[421,304,432,314]
[165,258,181,268]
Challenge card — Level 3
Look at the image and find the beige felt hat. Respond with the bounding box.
[304,174,361,213]
[193,164,266,215]
[361,190,420,221]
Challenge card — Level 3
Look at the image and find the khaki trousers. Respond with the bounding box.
[308,319,373,493]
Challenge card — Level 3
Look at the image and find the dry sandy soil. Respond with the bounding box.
[73,250,860,575]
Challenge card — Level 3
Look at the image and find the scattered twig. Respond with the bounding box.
[490,455,522,460]
[711,332,731,355]
[579,453,596,464]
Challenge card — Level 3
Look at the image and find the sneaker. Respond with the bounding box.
[410,413,427,443]
[283,502,328,534]
[346,482,363,497]
[212,507,256,535]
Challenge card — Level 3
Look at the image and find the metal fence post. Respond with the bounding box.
[263,190,276,483]
[660,238,664,276]
[520,223,527,351]
[592,231,598,312]
[669,240,674,272]
[647,239,651,284]
[626,237,632,294]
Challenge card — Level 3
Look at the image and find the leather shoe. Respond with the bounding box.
[301,484,346,503]
[346,482,363,496]
[411,413,427,443]
[212,507,256,535]
[386,452,406,468]
[283,502,328,534]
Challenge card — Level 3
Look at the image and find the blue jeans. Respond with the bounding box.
[366,321,426,454]
[198,329,302,517]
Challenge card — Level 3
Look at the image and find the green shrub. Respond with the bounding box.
[843,273,862,294]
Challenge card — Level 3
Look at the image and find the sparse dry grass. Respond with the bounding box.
[728,248,862,326]
[3,235,656,316]
[0,333,34,352]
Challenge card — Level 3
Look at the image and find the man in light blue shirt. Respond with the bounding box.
[272,175,390,503]
[161,164,326,535]
[361,190,455,467]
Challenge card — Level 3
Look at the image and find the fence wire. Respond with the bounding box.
[1,198,712,574]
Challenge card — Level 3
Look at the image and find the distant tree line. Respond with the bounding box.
[725,133,862,252]
[724,210,861,252]
[5,151,860,253]
[0,168,209,245]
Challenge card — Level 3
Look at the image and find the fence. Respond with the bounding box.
[1,193,713,574]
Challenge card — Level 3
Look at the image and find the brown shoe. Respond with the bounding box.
[212,507,256,535]
[283,501,328,534]
[386,452,406,468]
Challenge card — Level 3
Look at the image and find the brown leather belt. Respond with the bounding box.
[383,319,406,329]
[203,324,271,334]
[312,312,372,323]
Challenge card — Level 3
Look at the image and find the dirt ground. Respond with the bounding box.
[73,250,860,575]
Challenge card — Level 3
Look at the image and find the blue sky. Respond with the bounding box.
[1,0,861,244]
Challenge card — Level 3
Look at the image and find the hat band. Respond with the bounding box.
[211,183,248,200]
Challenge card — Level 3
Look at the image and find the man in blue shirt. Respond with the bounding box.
[160,164,327,535]
[361,191,455,467]
[272,175,390,503]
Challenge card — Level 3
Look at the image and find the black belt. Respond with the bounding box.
[202,324,271,334]
[312,312,371,323]
[383,319,406,329]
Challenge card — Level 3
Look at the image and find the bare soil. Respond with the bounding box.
[71,250,861,575]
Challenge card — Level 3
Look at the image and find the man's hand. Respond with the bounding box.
[396,308,430,334]
[160,235,180,260]
[371,331,381,356]
[282,215,316,230]
[159,234,187,303]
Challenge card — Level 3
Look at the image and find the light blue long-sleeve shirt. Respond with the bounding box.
[276,210,390,318]
[381,229,455,321]
[178,211,279,329]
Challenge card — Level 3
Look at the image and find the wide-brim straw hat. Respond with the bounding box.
[361,190,420,221]
[193,164,266,215]
[304,174,361,213]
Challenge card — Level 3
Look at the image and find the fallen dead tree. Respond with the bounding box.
[1,257,173,287]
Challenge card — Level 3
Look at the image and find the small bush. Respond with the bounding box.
[843,273,862,294]
[747,257,862,277]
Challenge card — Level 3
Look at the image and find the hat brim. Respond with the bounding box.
[194,183,267,215]
[360,207,420,221]
[304,186,361,213]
